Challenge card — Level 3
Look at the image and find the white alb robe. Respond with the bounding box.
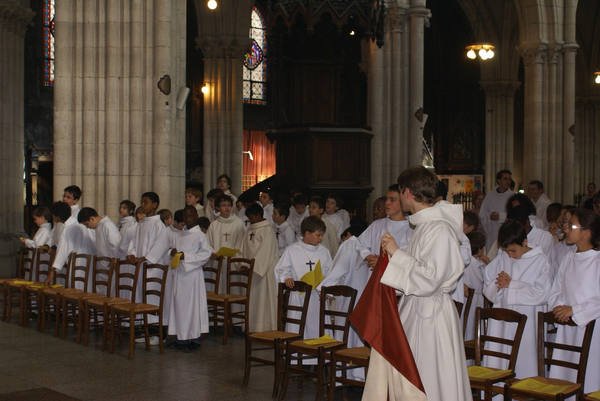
[206,214,246,294]
[463,255,486,341]
[274,240,332,339]
[335,209,351,232]
[118,216,137,258]
[242,219,279,332]
[167,225,212,340]
[548,249,600,393]
[533,193,552,229]
[357,217,413,259]
[527,226,554,256]
[24,222,52,248]
[322,212,343,239]
[320,217,340,259]
[274,220,296,257]
[365,202,472,401]
[94,216,121,258]
[479,188,514,250]
[288,206,308,238]
[483,246,552,378]
[549,240,576,279]
[52,217,96,290]
[262,202,274,225]
[51,222,64,248]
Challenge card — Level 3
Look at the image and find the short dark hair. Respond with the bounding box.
[573,208,600,249]
[64,185,82,200]
[173,209,185,223]
[274,202,290,218]
[495,169,512,181]
[463,211,480,230]
[206,188,224,200]
[51,201,72,223]
[309,196,325,210]
[32,206,52,225]
[436,180,448,200]
[546,202,562,223]
[217,174,232,188]
[141,192,160,206]
[301,215,326,235]
[507,204,531,226]
[387,184,400,193]
[467,231,486,255]
[498,220,527,248]
[245,203,264,218]
[506,193,536,216]
[397,166,437,205]
[528,180,544,190]
[215,194,233,207]
[292,193,308,206]
[77,207,99,223]
[120,200,136,216]
[342,219,368,238]
[198,217,211,231]
[158,209,172,225]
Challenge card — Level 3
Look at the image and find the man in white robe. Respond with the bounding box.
[365,166,471,401]
[483,220,552,379]
[167,206,212,348]
[242,203,279,332]
[527,180,552,229]
[274,216,332,341]
[479,169,514,251]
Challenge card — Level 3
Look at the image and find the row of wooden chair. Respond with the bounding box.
[243,281,366,401]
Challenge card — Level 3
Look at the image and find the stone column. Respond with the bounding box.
[575,97,600,192]
[54,1,186,218]
[562,44,577,203]
[0,1,34,277]
[480,81,520,192]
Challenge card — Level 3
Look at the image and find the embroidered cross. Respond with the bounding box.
[276,229,280,240]
[249,232,255,241]
[223,232,230,241]
[306,260,315,271]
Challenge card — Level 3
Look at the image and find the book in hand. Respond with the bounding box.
[215,247,239,257]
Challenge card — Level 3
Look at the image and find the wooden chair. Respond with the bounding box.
[243,281,313,398]
[1,247,36,321]
[38,252,74,335]
[59,253,93,339]
[585,390,600,400]
[462,287,476,360]
[504,311,596,401]
[206,257,255,344]
[278,285,358,401]
[468,307,527,401]
[83,260,141,348]
[204,254,224,295]
[328,346,370,400]
[17,246,54,326]
[109,263,168,359]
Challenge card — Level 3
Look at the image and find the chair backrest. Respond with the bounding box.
[34,246,54,282]
[277,281,313,334]
[536,311,596,384]
[203,255,224,293]
[462,287,475,337]
[115,260,141,301]
[226,257,255,298]
[54,251,72,286]
[18,247,37,280]
[141,263,169,311]
[91,256,117,295]
[474,307,528,371]
[319,285,358,344]
[69,253,93,290]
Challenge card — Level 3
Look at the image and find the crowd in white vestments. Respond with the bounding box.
[19,168,600,399]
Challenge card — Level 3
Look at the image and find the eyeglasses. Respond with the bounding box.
[564,224,582,231]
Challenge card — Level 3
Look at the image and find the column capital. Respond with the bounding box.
[562,42,579,54]
[519,44,548,66]
[0,1,35,36]
[480,80,521,96]
[386,4,408,33]
[407,5,431,26]
[548,45,563,65]
[196,35,248,59]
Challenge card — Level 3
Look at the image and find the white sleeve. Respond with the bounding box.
[274,248,295,282]
[505,260,552,306]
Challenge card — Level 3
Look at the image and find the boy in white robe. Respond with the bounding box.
[62,185,82,219]
[274,215,332,341]
[207,194,245,293]
[216,173,237,205]
[367,166,471,401]
[272,203,296,257]
[527,180,552,229]
[479,169,514,251]
[288,193,309,238]
[242,203,279,332]
[308,196,339,258]
[78,207,121,259]
[167,206,213,350]
[548,208,600,394]
[259,190,275,225]
[185,187,205,218]
[323,194,348,236]
[20,206,52,248]
[463,230,488,342]
[483,220,552,379]
[118,200,137,259]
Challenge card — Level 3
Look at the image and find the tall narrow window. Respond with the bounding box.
[243,7,267,105]
[42,0,56,86]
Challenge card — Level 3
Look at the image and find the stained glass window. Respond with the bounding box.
[243,7,266,105]
[42,0,56,86]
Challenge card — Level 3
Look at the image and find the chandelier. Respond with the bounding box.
[465,43,495,61]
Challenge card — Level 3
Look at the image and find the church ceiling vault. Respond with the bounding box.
[266,0,372,28]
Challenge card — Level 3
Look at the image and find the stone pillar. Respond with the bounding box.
[195,1,252,194]
[562,45,577,203]
[480,81,520,192]
[575,97,600,192]
[0,1,34,277]
[54,1,186,219]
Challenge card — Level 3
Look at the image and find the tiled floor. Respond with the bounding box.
[0,319,363,401]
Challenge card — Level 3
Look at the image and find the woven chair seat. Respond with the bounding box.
[586,390,600,400]
[112,302,159,314]
[334,346,370,363]
[289,338,343,351]
[468,365,513,382]
[87,296,130,307]
[207,293,247,302]
[510,377,580,397]
[249,330,302,342]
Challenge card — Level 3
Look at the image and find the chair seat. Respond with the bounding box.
[7,280,34,287]
[333,346,370,364]
[79,293,109,301]
[586,390,600,400]
[249,330,302,342]
[289,338,344,351]
[468,365,513,382]
[86,296,130,307]
[62,291,91,301]
[510,376,580,396]
[207,293,247,302]
[112,302,159,313]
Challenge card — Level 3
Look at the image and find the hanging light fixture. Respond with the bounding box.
[465,43,495,61]
[201,83,210,95]
[207,0,218,10]
[594,71,600,85]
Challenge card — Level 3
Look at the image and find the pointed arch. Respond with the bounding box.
[42,0,55,86]
[243,6,267,105]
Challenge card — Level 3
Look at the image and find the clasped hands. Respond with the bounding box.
[495,271,511,289]
[552,305,573,323]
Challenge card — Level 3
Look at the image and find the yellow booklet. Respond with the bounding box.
[170,252,183,269]
[303,335,337,346]
[215,247,239,257]
[300,260,323,288]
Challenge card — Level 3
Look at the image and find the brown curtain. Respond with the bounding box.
[242,130,276,191]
